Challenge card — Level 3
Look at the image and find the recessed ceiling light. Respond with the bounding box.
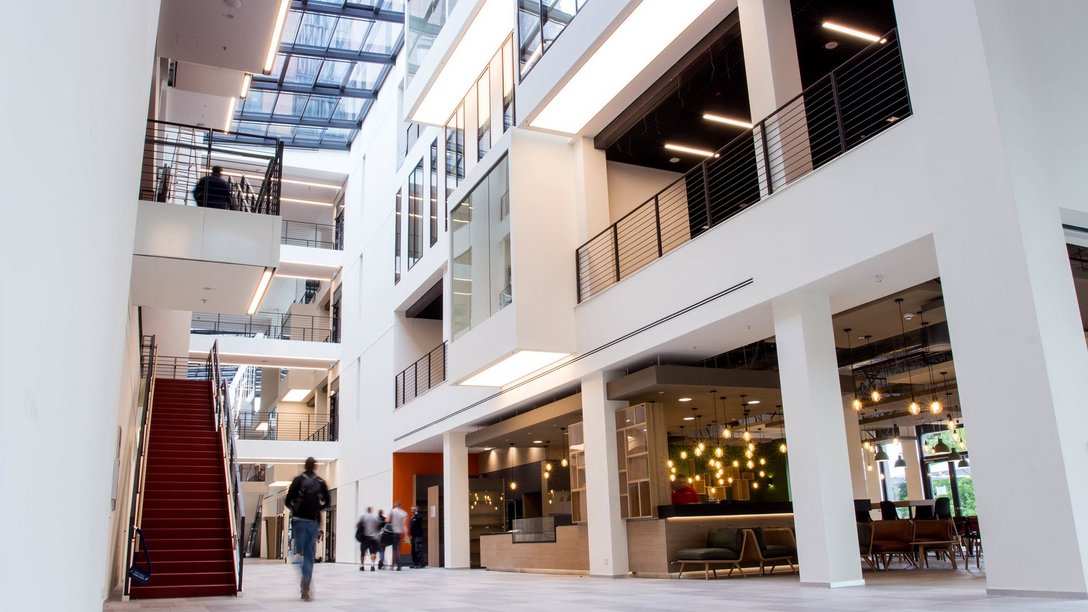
[664,143,719,158]
[669,157,680,163]
[822,21,886,44]
[533,440,544,444]
[703,113,753,129]
[678,397,693,402]
[747,400,761,405]
[683,416,695,421]
[824,41,839,50]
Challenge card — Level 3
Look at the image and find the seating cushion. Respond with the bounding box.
[762,544,795,559]
[706,527,743,552]
[913,519,952,542]
[676,547,741,561]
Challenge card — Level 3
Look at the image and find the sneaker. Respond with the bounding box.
[396,566,401,571]
[370,566,375,572]
[359,566,365,571]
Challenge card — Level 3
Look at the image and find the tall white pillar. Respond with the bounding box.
[773,293,864,588]
[442,431,470,569]
[580,371,629,576]
[841,398,869,500]
[738,0,812,193]
[900,428,925,500]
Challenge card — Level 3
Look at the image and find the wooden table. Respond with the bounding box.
[871,500,935,518]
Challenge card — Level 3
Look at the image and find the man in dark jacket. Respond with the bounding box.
[192,165,232,209]
[409,506,426,568]
[285,457,329,601]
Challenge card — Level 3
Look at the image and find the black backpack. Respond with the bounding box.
[355,519,366,543]
[289,473,325,515]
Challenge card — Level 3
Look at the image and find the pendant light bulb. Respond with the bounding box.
[779,443,787,453]
[680,451,688,460]
[870,389,881,403]
[743,430,751,441]
[908,401,921,415]
[930,399,943,414]
[714,447,723,458]
[697,442,706,452]
[722,428,731,439]
[852,397,863,411]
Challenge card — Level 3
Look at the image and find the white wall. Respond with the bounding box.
[605,161,683,223]
[0,2,160,609]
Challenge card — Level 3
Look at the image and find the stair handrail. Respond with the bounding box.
[123,335,158,597]
[210,341,246,593]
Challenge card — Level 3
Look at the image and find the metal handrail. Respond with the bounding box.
[123,335,157,597]
[394,341,447,408]
[282,219,340,250]
[234,412,336,441]
[210,341,246,593]
[192,311,336,343]
[140,119,282,215]
[575,29,910,302]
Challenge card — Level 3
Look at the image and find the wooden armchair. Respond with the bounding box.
[870,519,917,569]
[858,521,879,571]
[912,519,960,569]
[675,527,747,579]
[745,527,798,575]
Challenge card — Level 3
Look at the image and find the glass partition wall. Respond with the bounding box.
[451,156,511,339]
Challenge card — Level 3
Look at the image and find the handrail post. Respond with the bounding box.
[575,247,583,303]
[830,71,848,154]
[611,225,621,283]
[759,120,774,196]
[701,162,712,229]
[653,195,663,257]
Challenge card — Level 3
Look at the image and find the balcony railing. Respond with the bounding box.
[236,412,336,442]
[140,119,283,215]
[192,311,335,343]
[575,29,910,302]
[282,219,340,250]
[394,341,447,408]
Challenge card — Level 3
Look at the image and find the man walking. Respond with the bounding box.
[387,500,408,571]
[357,506,381,571]
[285,457,329,601]
[409,505,426,568]
[192,165,232,209]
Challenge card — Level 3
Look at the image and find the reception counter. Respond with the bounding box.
[480,507,794,577]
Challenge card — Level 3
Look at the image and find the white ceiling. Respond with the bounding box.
[131,255,265,313]
[157,0,281,74]
[173,61,247,98]
[164,86,233,130]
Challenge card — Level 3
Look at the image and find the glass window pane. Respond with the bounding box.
[294,126,325,142]
[518,0,543,76]
[477,70,490,161]
[362,20,404,54]
[408,161,424,268]
[266,124,297,139]
[347,62,385,89]
[269,54,288,79]
[450,155,509,339]
[236,122,267,136]
[332,97,366,122]
[317,60,352,86]
[281,11,303,45]
[273,93,308,117]
[304,95,338,120]
[489,156,511,313]
[330,17,374,50]
[241,90,276,115]
[296,12,338,48]
[321,128,354,144]
[284,56,322,86]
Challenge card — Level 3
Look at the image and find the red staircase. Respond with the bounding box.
[130,378,238,599]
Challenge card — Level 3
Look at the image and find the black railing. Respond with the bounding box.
[140,119,283,215]
[575,30,910,302]
[123,335,158,597]
[147,355,211,380]
[282,219,340,250]
[235,412,336,442]
[394,341,447,408]
[209,341,246,593]
[191,311,335,343]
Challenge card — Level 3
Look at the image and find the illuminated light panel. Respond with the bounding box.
[224,97,236,132]
[703,113,753,129]
[822,21,886,44]
[664,143,719,158]
[264,0,292,74]
[411,0,514,124]
[240,73,252,99]
[268,480,292,487]
[282,196,334,206]
[460,350,569,387]
[247,268,274,315]
[531,0,716,134]
[283,388,310,402]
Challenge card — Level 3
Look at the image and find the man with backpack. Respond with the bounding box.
[356,506,381,571]
[285,457,329,601]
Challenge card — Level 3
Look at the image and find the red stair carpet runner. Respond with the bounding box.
[130,378,237,599]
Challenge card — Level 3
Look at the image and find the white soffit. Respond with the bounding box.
[157,0,281,74]
[531,0,718,134]
[173,61,248,98]
[410,0,514,125]
[164,86,233,130]
[131,256,264,313]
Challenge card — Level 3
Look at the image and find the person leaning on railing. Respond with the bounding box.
[193,165,232,209]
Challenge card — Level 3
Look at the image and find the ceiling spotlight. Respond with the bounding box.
[664,143,719,158]
[824,41,839,50]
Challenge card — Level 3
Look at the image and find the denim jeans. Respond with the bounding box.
[292,517,319,587]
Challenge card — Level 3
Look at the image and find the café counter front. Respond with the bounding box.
[480,502,794,577]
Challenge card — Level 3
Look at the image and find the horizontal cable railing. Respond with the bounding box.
[147,355,212,380]
[235,412,336,442]
[394,341,447,408]
[191,311,335,343]
[139,119,283,215]
[282,219,340,250]
[576,29,910,302]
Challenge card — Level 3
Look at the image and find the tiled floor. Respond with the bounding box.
[105,559,1088,611]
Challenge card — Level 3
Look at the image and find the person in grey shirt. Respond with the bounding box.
[357,507,381,571]
[387,500,408,570]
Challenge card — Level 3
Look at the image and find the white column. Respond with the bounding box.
[900,428,925,500]
[580,371,629,576]
[773,293,864,588]
[738,0,812,194]
[572,136,611,244]
[841,398,869,500]
[442,431,470,569]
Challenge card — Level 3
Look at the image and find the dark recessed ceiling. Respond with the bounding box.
[405,280,442,320]
[600,0,896,173]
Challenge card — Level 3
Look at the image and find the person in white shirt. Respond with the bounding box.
[387,500,408,571]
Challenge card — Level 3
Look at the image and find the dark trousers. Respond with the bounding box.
[411,535,425,567]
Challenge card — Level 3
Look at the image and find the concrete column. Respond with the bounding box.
[773,293,864,588]
[738,0,812,194]
[841,397,869,500]
[900,428,925,500]
[580,370,629,576]
[572,136,610,243]
[442,430,470,569]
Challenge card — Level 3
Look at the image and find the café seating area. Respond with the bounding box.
[674,527,798,579]
[858,518,975,571]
